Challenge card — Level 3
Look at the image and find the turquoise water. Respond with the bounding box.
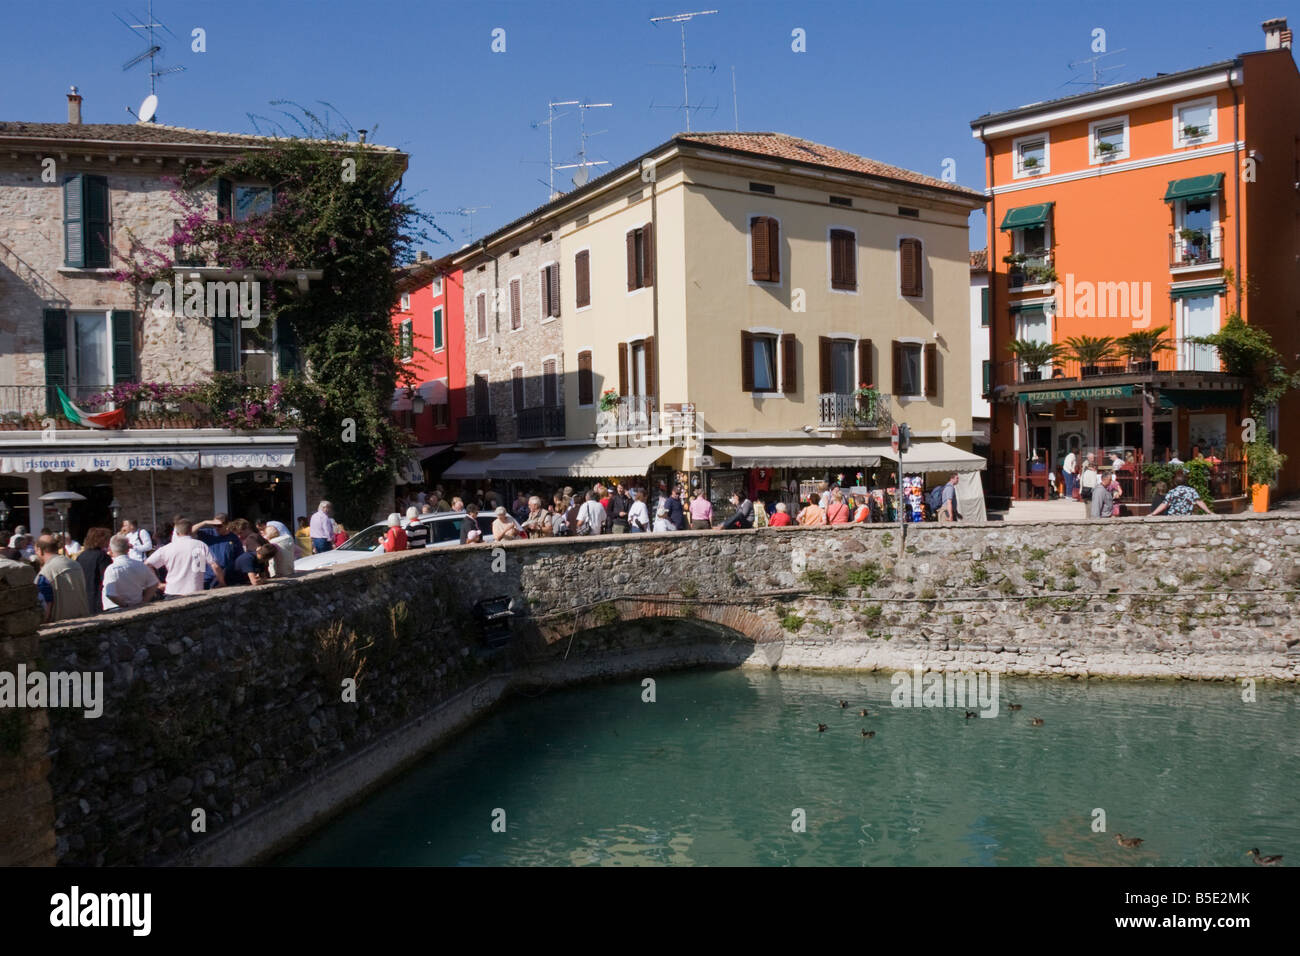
[278,669,1299,866]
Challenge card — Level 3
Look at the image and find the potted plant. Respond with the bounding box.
[1096,140,1118,159]
[853,382,878,420]
[1183,124,1207,139]
[1117,326,1173,372]
[1178,226,1207,260]
[1024,264,1057,286]
[1022,156,1040,170]
[1246,432,1286,512]
[1008,340,1063,382]
[598,389,619,412]
[1064,335,1117,377]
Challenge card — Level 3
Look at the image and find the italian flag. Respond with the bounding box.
[57,387,126,429]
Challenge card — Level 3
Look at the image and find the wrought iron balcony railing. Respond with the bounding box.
[517,404,565,439]
[457,413,498,443]
[817,392,891,429]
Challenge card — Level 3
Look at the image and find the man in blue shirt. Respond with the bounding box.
[192,514,243,588]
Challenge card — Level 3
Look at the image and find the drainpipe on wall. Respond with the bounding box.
[1229,65,1243,307]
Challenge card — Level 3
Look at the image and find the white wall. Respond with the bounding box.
[970,274,990,421]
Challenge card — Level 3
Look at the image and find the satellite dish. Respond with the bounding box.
[138,94,158,124]
[571,165,589,187]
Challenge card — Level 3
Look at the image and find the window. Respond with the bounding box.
[399,319,413,361]
[626,225,654,290]
[617,337,656,399]
[749,182,775,194]
[575,250,591,308]
[899,238,923,297]
[1014,308,1051,377]
[892,341,923,397]
[509,278,521,330]
[433,307,444,351]
[542,359,558,407]
[540,263,560,319]
[234,185,272,221]
[750,216,780,283]
[432,402,449,429]
[980,287,990,328]
[630,341,647,396]
[898,206,920,218]
[74,312,110,387]
[1014,224,1048,260]
[432,275,443,296]
[829,195,853,207]
[1175,197,1217,262]
[63,173,110,268]
[1013,133,1048,178]
[473,373,490,414]
[577,350,594,406]
[1089,116,1129,163]
[43,308,133,411]
[512,366,524,412]
[830,229,856,291]
[475,292,487,340]
[740,331,796,395]
[830,340,854,394]
[399,293,410,312]
[1179,295,1219,371]
[1175,98,1217,147]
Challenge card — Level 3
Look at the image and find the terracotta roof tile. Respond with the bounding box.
[0,121,400,152]
[970,248,989,272]
[677,131,983,198]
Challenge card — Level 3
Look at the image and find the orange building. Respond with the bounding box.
[971,17,1300,504]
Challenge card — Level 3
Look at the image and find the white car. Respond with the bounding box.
[294,512,496,572]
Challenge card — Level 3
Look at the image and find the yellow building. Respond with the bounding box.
[447,133,986,507]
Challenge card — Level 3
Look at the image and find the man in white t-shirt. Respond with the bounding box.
[146,519,225,597]
[121,519,154,562]
[102,534,160,609]
[576,491,607,535]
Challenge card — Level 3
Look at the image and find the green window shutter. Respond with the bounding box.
[982,360,992,397]
[213,315,237,372]
[44,308,69,414]
[275,315,299,375]
[433,307,444,350]
[110,310,134,384]
[84,175,110,268]
[980,287,990,327]
[63,174,85,267]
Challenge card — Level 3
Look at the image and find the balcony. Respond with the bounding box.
[1169,227,1223,269]
[817,392,891,430]
[457,413,497,443]
[1006,252,1055,290]
[0,380,292,430]
[517,404,565,439]
[1001,338,1223,386]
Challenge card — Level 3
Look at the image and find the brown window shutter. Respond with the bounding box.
[549,263,560,317]
[831,229,856,290]
[578,350,593,405]
[626,231,637,291]
[539,269,550,317]
[900,238,922,296]
[512,366,524,412]
[750,217,770,282]
[818,336,832,393]
[924,343,938,398]
[767,217,781,283]
[474,373,489,412]
[575,251,590,307]
[643,335,656,399]
[510,279,521,329]
[858,338,873,387]
[642,222,654,288]
[892,340,905,395]
[741,331,755,391]
[476,293,486,338]
[781,333,796,395]
[618,341,629,397]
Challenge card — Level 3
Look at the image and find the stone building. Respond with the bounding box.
[0,90,402,538]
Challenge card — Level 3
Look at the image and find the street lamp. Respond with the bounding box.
[411,392,426,416]
[39,491,86,551]
[110,498,121,526]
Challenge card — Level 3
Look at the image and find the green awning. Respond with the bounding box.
[1009,301,1047,315]
[999,202,1054,231]
[1018,384,1135,404]
[1169,282,1226,299]
[1163,173,1224,203]
[1158,389,1240,410]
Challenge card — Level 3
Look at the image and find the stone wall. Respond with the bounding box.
[0,559,56,865]
[22,513,1300,866]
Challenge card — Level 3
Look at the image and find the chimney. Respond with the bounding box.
[1263,17,1291,50]
[416,250,430,262]
[67,86,82,125]
[357,129,367,144]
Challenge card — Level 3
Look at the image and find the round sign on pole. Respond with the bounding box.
[891,424,900,454]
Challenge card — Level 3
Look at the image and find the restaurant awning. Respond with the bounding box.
[0,446,296,474]
[409,444,451,461]
[879,441,987,474]
[442,455,498,480]
[1163,173,1224,203]
[1158,390,1240,410]
[486,452,546,479]
[999,202,1053,231]
[536,444,673,478]
[708,443,884,469]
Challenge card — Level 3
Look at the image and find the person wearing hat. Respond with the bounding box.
[378,513,408,552]
[492,506,520,541]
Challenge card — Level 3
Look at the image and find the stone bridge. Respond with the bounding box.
[4,514,1300,866]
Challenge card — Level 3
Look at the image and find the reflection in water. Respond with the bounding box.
[278,668,1300,866]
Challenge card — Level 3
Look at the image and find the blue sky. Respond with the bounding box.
[3,0,1296,251]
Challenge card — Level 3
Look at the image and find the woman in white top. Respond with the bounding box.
[626,491,650,532]
[263,520,297,578]
[652,507,675,533]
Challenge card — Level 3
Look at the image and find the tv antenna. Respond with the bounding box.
[1064,48,1127,90]
[649,9,719,132]
[116,0,185,120]
[436,206,492,239]
[554,101,612,189]
[530,99,580,198]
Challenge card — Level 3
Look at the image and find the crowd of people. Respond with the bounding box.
[1056,449,1218,518]
[0,512,303,624]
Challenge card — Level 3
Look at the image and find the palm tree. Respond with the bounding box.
[1008,339,1064,381]
[1064,335,1117,375]
[1116,326,1173,371]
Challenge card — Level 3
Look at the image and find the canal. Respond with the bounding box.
[278,668,1299,866]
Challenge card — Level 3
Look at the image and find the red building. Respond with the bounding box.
[391,255,466,478]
